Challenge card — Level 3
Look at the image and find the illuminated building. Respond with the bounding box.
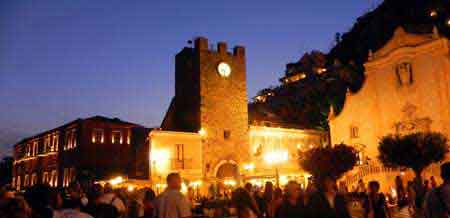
[151,37,327,189]
[279,51,327,85]
[12,116,150,190]
[329,27,450,191]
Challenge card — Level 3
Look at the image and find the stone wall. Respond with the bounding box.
[196,37,250,178]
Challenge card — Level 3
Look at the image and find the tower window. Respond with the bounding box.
[224,130,231,140]
[175,144,184,161]
[350,126,359,138]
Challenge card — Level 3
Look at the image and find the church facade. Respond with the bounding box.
[329,27,450,189]
[149,37,327,190]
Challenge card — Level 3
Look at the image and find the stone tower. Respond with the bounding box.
[161,37,249,178]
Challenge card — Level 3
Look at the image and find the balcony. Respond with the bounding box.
[170,158,195,170]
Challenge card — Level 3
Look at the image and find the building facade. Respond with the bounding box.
[154,37,327,188]
[329,27,450,189]
[12,116,150,190]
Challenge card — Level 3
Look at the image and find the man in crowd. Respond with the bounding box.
[424,162,450,218]
[154,173,192,218]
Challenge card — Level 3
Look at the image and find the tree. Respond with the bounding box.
[378,132,448,183]
[299,144,358,182]
[0,156,13,186]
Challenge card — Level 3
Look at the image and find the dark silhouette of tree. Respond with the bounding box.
[378,132,448,182]
[299,144,358,181]
[0,156,13,186]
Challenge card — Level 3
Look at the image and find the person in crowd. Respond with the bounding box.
[154,173,192,218]
[273,187,284,216]
[275,181,305,218]
[357,179,367,196]
[53,198,93,218]
[338,182,348,195]
[0,197,32,218]
[128,195,143,218]
[263,182,274,218]
[305,177,317,204]
[406,181,416,214]
[96,183,127,217]
[307,176,350,218]
[142,189,156,218]
[0,186,15,208]
[424,162,450,218]
[244,183,253,194]
[232,188,259,218]
[49,188,64,211]
[395,176,407,207]
[362,181,391,218]
[424,180,431,193]
[24,184,55,218]
[84,183,103,216]
[254,190,265,218]
[430,176,438,189]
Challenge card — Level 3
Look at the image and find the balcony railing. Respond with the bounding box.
[171,159,195,170]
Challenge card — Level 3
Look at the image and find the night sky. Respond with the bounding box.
[0,0,378,157]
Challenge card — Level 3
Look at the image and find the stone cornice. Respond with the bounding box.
[365,37,448,73]
[149,130,201,138]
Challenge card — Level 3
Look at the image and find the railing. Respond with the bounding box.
[341,161,399,187]
[171,159,195,170]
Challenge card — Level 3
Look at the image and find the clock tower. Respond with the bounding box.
[161,37,250,179]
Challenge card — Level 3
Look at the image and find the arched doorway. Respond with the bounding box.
[215,162,239,179]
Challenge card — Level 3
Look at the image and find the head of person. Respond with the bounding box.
[144,189,156,202]
[274,187,283,200]
[68,181,82,199]
[244,183,253,193]
[166,173,182,190]
[368,181,380,194]
[24,184,53,212]
[90,183,104,201]
[441,162,450,183]
[231,188,253,210]
[285,181,301,201]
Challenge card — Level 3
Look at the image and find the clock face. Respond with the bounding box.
[217,62,231,77]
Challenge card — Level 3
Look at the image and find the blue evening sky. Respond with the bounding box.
[0,0,379,156]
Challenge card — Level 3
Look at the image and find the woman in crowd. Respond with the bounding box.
[275,181,306,218]
[363,181,391,218]
[142,189,156,218]
[307,176,350,218]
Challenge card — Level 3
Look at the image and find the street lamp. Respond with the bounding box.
[263,150,288,187]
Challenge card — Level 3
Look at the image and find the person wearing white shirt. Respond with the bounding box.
[154,173,192,218]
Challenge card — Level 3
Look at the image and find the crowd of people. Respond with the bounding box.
[1,162,449,218]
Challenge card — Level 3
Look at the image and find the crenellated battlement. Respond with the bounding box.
[194,37,245,57]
